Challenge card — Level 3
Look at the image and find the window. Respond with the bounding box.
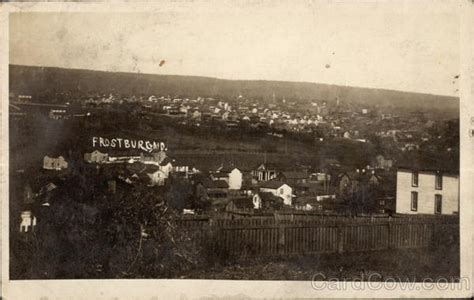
[279,188,284,195]
[411,192,418,211]
[435,173,443,190]
[379,199,385,206]
[412,171,419,187]
[435,194,442,214]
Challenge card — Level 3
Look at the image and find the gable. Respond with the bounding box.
[230,168,241,174]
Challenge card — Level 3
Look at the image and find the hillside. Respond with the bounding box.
[9,64,459,114]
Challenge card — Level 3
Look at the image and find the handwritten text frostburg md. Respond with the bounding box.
[92,137,167,152]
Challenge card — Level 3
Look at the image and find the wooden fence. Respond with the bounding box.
[177,215,459,257]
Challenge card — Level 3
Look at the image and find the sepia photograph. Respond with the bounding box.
[2,0,473,298]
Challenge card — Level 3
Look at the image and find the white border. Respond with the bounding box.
[1,1,473,298]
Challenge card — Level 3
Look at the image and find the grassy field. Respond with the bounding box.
[183,246,459,281]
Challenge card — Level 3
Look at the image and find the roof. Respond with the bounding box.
[280,171,309,180]
[397,155,459,175]
[260,180,289,189]
[257,192,281,202]
[397,165,459,176]
[202,179,229,189]
[254,162,279,171]
[126,163,160,174]
[220,165,240,173]
[159,157,173,166]
[228,198,254,209]
[211,172,229,178]
[212,180,229,189]
[38,182,58,195]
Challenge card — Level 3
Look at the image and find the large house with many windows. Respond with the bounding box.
[395,164,459,215]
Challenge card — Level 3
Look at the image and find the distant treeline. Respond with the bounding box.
[10,65,458,115]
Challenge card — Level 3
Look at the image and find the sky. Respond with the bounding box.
[9,1,460,96]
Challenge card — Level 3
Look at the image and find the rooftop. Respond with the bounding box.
[280,171,309,180]
[260,180,289,189]
[397,154,459,175]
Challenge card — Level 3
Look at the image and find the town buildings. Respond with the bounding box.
[84,150,109,164]
[43,156,68,170]
[20,211,36,233]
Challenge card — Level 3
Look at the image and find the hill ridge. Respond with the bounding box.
[9,64,459,114]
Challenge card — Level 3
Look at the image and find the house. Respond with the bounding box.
[159,157,173,177]
[146,169,167,186]
[225,198,254,214]
[84,150,109,164]
[20,211,37,233]
[373,155,393,171]
[337,169,374,195]
[252,192,284,210]
[228,168,243,190]
[309,172,331,183]
[43,156,68,170]
[252,163,278,182]
[216,166,243,190]
[191,110,202,119]
[210,165,244,191]
[49,109,68,120]
[396,165,459,215]
[140,150,167,165]
[126,163,167,186]
[337,171,360,196]
[277,171,309,185]
[259,180,293,206]
[278,171,311,196]
[172,164,190,178]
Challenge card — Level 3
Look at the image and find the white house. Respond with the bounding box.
[43,156,68,170]
[147,169,167,186]
[259,180,293,206]
[84,150,109,164]
[159,157,173,177]
[396,166,459,215]
[228,168,243,190]
[20,211,37,233]
[212,166,243,190]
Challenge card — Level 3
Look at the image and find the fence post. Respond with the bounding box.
[277,221,285,255]
[387,219,393,249]
[337,225,344,254]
